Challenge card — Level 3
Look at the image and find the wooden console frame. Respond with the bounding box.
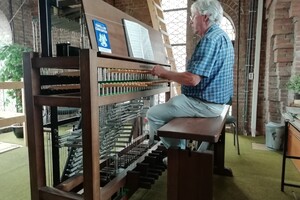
[24,1,170,199]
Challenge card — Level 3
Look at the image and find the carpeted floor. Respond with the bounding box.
[1,132,300,200]
[0,132,30,200]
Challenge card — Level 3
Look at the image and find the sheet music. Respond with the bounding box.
[140,27,154,60]
[123,19,154,61]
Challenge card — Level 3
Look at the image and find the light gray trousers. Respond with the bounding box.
[146,94,225,149]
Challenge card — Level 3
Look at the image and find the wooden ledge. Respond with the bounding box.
[0,112,25,127]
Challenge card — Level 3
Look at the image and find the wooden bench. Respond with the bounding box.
[157,105,232,200]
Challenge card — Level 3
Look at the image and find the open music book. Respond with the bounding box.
[122,19,154,61]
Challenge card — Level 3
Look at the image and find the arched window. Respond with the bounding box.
[220,16,236,41]
[161,1,235,73]
[0,10,13,112]
[0,10,12,69]
[161,0,187,72]
[0,10,12,47]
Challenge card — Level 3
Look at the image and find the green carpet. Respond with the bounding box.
[1,132,300,200]
[0,132,30,200]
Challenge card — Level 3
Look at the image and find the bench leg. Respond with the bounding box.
[214,125,233,177]
[167,148,214,200]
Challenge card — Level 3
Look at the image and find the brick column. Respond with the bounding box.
[265,0,293,124]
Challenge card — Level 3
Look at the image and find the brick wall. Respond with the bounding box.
[114,0,152,27]
[265,0,295,128]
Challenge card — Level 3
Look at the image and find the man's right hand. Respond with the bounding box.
[151,65,168,78]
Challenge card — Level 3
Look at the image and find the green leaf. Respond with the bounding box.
[0,43,31,112]
[287,75,300,93]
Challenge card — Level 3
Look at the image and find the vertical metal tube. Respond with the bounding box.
[243,0,257,134]
[251,0,263,137]
[39,0,52,57]
[50,107,60,186]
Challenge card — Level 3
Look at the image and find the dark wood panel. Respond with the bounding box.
[34,95,81,107]
[23,52,46,200]
[32,56,79,69]
[167,149,214,200]
[56,174,84,192]
[98,52,170,66]
[79,49,101,200]
[39,187,82,200]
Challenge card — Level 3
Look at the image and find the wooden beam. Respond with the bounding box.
[39,187,83,200]
[0,113,25,127]
[0,81,24,89]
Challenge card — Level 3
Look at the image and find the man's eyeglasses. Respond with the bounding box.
[190,14,198,21]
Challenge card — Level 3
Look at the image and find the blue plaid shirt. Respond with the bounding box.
[182,24,234,104]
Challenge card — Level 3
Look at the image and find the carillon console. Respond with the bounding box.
[24,0,171,199]
[24,50,170,200]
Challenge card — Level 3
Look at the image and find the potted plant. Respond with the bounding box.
[0,43,31,138]
[287,75,300,106]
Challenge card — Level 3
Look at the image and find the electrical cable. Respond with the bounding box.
[8,0,26,24]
